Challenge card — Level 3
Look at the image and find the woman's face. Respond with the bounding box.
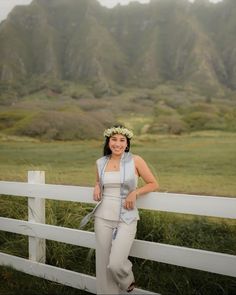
[109,133,127,156]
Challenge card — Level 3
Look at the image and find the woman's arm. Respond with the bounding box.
[134,155,159,195]
[124,155,159,210]
[93,167,101,201]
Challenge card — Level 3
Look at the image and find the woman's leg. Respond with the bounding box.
[94,217,121,294]
[108,220,137,291]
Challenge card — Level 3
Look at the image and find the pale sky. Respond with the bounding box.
[0,0,223,22]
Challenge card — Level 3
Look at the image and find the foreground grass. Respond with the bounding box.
[0,265,90,295]
[0,131,236,294]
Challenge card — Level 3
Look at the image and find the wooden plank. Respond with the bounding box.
[0,252,158,294]
[28,171,46,263]
[0,251,96,294]
[1,217,236,278]
[136,192,236,219]
[0,181,235,219]
[131,240,236,278]
[0,217,95,249]
[0,181,94,203]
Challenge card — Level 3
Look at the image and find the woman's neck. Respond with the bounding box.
[110,153,122,160]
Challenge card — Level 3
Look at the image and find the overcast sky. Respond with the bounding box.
[0,0,223,22]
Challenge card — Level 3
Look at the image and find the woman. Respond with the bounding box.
[93,125,159,294]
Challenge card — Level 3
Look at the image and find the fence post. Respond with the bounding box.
[28,171,46,263]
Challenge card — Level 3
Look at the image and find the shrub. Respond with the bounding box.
[14,110,107,140]
[183,112,224,131]
[149,115,187,135]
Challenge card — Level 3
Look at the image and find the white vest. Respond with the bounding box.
[79,152,139,228]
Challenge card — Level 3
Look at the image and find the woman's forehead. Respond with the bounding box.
[110,133,127,139]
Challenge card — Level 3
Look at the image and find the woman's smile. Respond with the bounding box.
[109,134,127,155]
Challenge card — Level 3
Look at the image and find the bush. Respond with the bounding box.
[149,115,187,135]
[183,112,224,131]
[154,103,177,117]
[14,110,107,140]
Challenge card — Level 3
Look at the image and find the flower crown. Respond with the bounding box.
[103,127,133,139]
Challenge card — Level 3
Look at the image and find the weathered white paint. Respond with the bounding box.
[0,181,235,219]
[0,252,158,295]
[0,181,94,202]
[0,217,95,249]
[0,217,236,278]
[137,192,236,219]
[131,240,236,278]
[0,174,236,294]
[28,171,46,263]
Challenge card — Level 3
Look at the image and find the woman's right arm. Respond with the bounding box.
[93,167,101,201]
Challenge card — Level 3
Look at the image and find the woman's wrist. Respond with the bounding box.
[135,190,139,198]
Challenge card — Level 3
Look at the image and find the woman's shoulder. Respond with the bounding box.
[132,154,145,163]
[96,155,109,165]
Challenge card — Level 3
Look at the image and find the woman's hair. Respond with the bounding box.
[103,124,131,156]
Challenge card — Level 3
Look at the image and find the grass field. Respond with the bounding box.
[0,130,236,295]
[0,130,236,196]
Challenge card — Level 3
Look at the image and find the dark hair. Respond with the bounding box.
[103,125,131,156]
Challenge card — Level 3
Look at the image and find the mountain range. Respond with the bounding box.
[1,0,236,94]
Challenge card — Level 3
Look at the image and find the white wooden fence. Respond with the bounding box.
[0,171,236,294]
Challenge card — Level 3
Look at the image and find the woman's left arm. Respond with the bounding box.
[124,155,159,210]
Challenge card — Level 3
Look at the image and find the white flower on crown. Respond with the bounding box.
[103,127,133,139]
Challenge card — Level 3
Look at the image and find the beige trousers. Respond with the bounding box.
[95,217,137,294]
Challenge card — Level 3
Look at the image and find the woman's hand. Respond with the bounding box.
[93,183,101,201]
[124,191,137,210]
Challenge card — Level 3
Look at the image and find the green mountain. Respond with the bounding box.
[0,0,236,140]
[0,0,236,91]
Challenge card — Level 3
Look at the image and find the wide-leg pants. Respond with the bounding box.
[94,217,137,294]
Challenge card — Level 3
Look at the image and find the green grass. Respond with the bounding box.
[0,130,236,294]
[0,130,235,196]
[0,265,90,295]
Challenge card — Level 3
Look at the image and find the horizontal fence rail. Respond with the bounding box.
[0,172,236,294]
[1,217,236,278]
[1,181,236,219]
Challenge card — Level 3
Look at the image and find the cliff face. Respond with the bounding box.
[1,0,236,90]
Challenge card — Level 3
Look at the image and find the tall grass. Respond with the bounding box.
[0,131,236,294]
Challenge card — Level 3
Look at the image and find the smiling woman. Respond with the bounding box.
[80,124,159,294]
